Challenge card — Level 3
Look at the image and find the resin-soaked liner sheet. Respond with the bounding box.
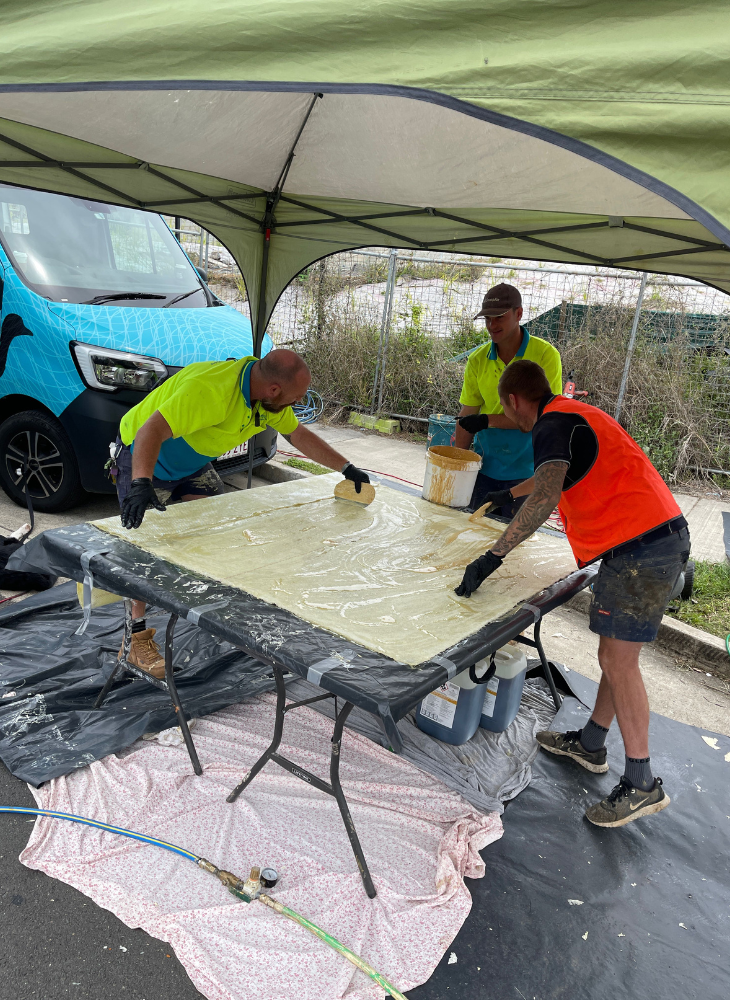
[93,475,577,665]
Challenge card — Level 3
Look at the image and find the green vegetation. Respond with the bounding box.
[666,559,730,640]
[271,255,730,480]
[284,457,331,476]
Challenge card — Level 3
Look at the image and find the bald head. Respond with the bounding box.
[259,349,309,384]
[251,349,311,413]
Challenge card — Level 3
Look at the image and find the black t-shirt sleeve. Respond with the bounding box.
[531,412,577,471]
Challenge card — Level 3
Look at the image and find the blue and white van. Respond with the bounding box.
[0,184,275,511]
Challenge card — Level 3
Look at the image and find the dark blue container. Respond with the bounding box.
[415,669,487,746]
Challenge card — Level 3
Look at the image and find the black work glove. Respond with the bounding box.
[342,463,371,494]
[482,488,513,508]
[121,478,166,530]
[458,413,490,435]
[454,551,503,598]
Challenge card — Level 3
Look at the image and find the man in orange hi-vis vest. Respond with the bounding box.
[455,359,690,831]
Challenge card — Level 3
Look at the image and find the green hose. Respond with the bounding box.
[726,633,730,657]
[3,805,410,999]
[259,893,409,1000]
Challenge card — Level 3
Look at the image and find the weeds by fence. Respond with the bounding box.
[166,217,730,481]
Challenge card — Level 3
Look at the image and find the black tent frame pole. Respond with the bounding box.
[246,210,272,489]
[249,93,323,487]
[252,93,322,361]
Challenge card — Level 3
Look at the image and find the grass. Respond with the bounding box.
[284,457,331,476]
[666,559,730,640]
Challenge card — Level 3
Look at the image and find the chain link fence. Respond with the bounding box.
[168,217,730,481]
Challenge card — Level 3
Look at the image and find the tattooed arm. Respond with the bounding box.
[454,461,568,597]
[491,461,568,557]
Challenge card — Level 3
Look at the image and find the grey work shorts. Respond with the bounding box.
[589,527,690,643]
[114,436,225,508]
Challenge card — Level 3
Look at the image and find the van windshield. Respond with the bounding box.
[0,184,207,307]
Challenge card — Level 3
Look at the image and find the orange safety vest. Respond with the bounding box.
[542,396,682,566]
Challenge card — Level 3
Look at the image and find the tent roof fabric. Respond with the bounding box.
[0,2,728,344]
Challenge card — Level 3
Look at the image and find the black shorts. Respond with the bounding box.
[114,437,225,507]
[589,527,690,643]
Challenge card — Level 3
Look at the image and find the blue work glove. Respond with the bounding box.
[454,551,503,598]
[342,463,371,494]
[458,414,490,434]
[121,478,166,530]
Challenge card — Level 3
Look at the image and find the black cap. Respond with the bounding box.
[474,283,522,319]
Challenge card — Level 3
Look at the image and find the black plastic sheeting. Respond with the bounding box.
[411,677,730,1000]
[9,522,596,749]
[0,582,277,786]
[2,612,727,1000]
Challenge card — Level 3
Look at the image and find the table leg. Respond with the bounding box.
[226,669,377,897]
[94,598,133,709]
[226,665,287,803]
[163,613,202,776]
[533,619,562,711]
[330,701,377,899]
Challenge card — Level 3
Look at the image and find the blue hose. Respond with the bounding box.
[292,389,324,425]
[0,805,200,861]
[4,803,410,997]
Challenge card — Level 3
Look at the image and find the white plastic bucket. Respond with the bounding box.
[422,445,482,507]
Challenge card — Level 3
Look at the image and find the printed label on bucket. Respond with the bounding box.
[482,677,500,718]
[420,682,460,728]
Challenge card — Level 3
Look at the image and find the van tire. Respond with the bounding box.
[0,410,87,513]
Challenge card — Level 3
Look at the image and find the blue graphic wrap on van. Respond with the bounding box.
[0,255,271,415]
[0,241,274,504]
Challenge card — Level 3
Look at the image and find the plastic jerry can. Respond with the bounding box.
[478,641,529,733]
[415,667,487,746]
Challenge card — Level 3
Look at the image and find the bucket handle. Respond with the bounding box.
[469,653,496,685]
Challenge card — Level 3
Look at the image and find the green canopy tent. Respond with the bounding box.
[1,0,729,352]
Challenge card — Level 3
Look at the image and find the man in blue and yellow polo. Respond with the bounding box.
[114,348,370,676]
[455,283,562,515]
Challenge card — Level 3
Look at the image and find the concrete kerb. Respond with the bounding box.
[568,588,730,680]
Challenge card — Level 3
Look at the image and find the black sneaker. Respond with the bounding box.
[535,729,609,774]
[585,776,670,828]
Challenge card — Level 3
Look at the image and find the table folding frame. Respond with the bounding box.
[93,599,202,775]
[226,665,376,898]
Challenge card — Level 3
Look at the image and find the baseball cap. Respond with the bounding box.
[474,283,522,319]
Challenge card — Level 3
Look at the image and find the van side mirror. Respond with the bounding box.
[195,267,208,283]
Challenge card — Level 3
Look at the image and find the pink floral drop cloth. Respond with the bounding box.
[21,693,502,1000]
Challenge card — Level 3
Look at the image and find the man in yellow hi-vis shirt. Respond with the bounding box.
[114,348,370,676]
[455,283,562,516]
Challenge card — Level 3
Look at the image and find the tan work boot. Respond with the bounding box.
[119,627,166,679]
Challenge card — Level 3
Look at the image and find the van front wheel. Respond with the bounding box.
[0,410,87,513]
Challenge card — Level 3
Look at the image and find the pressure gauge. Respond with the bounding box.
[260,867,279,888]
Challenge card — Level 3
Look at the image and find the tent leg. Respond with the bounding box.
[253,212,272,359]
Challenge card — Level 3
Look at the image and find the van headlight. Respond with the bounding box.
[71,342,167,393]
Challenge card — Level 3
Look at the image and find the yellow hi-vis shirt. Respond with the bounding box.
[459,328,562,480]
[120,356,299,480]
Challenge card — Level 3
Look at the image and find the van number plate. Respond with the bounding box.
[218,441,248,460]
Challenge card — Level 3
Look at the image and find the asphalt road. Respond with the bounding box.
[0,763,205,1000]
